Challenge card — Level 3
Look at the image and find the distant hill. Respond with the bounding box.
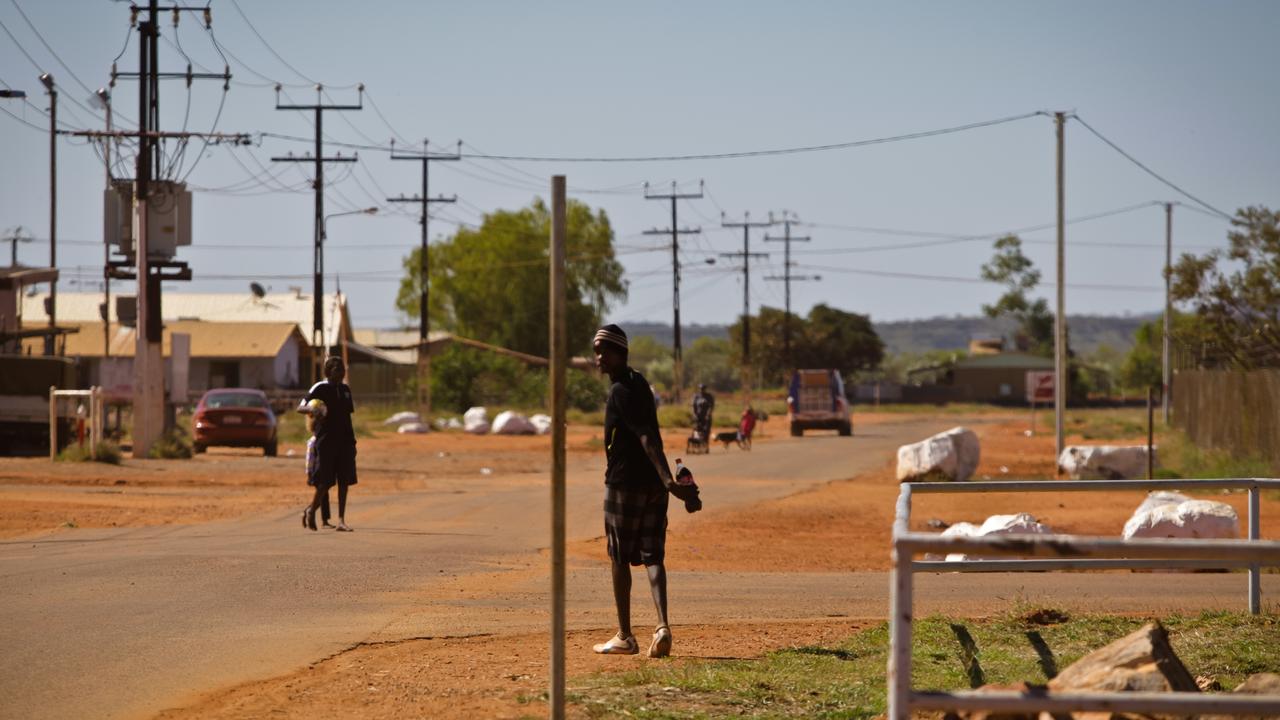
[625,314,1153,356]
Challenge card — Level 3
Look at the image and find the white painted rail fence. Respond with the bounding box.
[888,478,1280,720]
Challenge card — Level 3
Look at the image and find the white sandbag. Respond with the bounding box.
[383,410,421,426]
[492,411,536,435]
[396,422,430,434]
[1132,490,1190,518]
[1058,445,1153,480]
[463,406,490,435]
[1123,498,1239,540]
[947,513,1055,562]
[446,417,463,430]
[896,426,981,482]
[924,522,979,560]
[529,413,553,435]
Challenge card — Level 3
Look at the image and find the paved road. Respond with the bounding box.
[2,416,1274,720]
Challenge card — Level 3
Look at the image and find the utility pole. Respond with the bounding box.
[644,181,703,401]
[39,73,56,356]
[388,139,459,414]
[1054,111,1067,468]
[1162,202,1173,425]
[5,226,33,267]
[98,0,241,457]
[764,211,820,370]
[721,211,773,400]
[273,84,363,383]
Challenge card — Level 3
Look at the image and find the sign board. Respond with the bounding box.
[1026,370,1054,404]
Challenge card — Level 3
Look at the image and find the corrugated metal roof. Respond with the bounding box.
[953,352,1055,369]
[21,291,348,348]
[22,320,304,358]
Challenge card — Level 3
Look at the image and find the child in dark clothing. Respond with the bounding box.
[298,357,357,532]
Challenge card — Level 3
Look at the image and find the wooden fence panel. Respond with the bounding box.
[1173,369,1280,472]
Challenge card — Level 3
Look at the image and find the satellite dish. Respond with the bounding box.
[250,282,266,299]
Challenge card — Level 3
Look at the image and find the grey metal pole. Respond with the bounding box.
[1162,202,1172,424]
[1054,112,1066,467]
[1249,485,1261,614]
[548,175,567,719]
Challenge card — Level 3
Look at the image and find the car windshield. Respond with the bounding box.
[205,393,268,409]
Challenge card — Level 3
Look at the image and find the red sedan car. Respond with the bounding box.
[193,388,278,456]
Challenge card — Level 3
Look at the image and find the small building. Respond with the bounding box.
[23,320,308,398]
[949,352,1054,403]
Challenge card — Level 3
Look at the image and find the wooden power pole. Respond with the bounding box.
[644,181,702,402]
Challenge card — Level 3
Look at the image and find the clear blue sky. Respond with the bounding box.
[2,1,1276,329]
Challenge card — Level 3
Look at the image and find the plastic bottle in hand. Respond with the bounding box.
[673,458,702,513]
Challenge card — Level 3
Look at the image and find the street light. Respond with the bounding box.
[316,207,378,364]
[39,73,57,356]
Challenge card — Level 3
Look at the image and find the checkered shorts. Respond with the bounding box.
[604,484,669,567]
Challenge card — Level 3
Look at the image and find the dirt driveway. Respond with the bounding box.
[2,411,1276,719]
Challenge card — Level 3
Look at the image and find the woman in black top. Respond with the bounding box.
[298,356,358,531]
[591,324,701,658]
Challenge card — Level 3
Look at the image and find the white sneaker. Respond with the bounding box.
[592,632,638,655]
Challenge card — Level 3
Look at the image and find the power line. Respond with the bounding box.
[258,111,1046,164]
[1071,114,1232,220]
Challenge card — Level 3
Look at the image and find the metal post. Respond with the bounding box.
[1162,202,1172,424]
[48,385,56,460]
[888,540,913,720]
[1054,112,1067,466]
[1249,486,1261,614]
[1152,386,1162,476]
[548,175,567,720]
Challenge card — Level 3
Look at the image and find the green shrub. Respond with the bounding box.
[148,428,193,459]
[56,440,123,464]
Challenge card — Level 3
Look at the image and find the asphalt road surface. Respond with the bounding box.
[2,417,1275,720]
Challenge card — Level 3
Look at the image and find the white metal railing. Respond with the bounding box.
[888,478,1280,720]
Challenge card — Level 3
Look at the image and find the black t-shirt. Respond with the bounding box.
[304,380,356,451]
[604,368,666,489]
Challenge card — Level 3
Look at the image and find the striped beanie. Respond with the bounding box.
[593,324,628,351]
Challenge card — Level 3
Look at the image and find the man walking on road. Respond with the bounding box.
[591,324,702,658]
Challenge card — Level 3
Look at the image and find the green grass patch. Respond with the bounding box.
[56,440,123,464]
[1155,428,1274,480]
[1066,407,1148,441]
[570,609,1280,719]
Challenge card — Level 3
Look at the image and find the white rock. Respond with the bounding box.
[896,426,981,482]
[1123,498,1239,540]
[383,411,421,426]
[529,414,553,435]
[463,406,490,435]
[396,422,430,434]
[492,411,536,435]
[1058,445,1154,480]
[446,417,463,430]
